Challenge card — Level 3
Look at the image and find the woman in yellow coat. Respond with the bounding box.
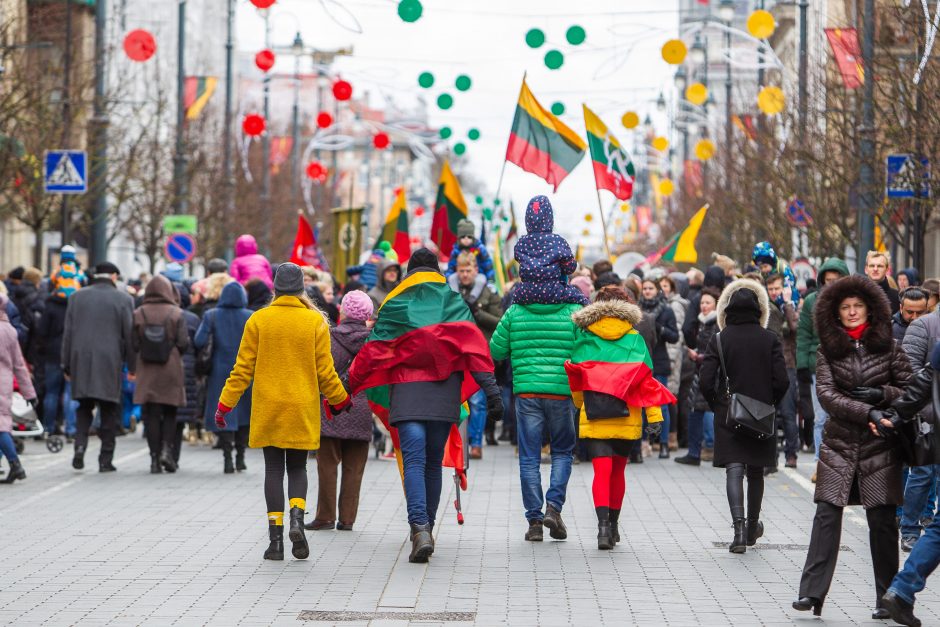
[566,286,676,550]
[215,263,350,561]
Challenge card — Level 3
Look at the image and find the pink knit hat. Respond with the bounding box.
[570,275,593,300]
[341,289,374,321]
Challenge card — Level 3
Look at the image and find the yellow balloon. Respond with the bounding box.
[747,10,776,39]
[757,85,785,115]
[661,39,688,65]
[659,179,675,197]
[621,111,640,129]
[652,136,669,152]
[619,202,631,213]
[685,82,708,106]
[694,139,716,161]
[584,213,594,223]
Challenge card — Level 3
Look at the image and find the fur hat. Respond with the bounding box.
[457,219,476,238]
[717,278,770,330]
[340,289,374,321]
[407,248,440,274]
[815,274,893,359]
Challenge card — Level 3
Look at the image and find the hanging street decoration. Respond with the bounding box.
[332,79,353,101]
[437,93,454,110]
[418,72,435,88]
[551,102,566,116]
[694,139,716,161]
[454,142,466,155]
[414,206,425,217]
[566,25,586,46]
[316,112,333,129]
[685,82,708,106]
[242,114,266,137]
[397,0,423,23]
[661,39,687,65]
[305,161,327,183]
[544,49,565,70]
[255,49,275,72]
[525,28,546,48]
[439,126,452,139]
[123,29,157,62]
[747,10,776,39]
[658,179,675,197]
[622,111,639,129]
[467,128,480,141]
[455,75,472,91]
[757,85,785,115]
[652,137,669,152]
[373,132,391,149]
[250,0,276,8]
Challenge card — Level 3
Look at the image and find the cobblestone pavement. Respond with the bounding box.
[2,433,940,626]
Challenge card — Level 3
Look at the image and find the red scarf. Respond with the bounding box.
[843,321,869,341]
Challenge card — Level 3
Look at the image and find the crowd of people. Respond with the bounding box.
[4,200,940,625]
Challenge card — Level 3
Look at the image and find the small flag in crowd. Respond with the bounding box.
[184,76,218,120]
[430,161,468,260]
[289,211,323,268]
[583,104,635,201]
[376,187,411,263]
[650,204,709,265]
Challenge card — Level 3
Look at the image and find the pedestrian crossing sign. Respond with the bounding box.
[44,150,87,194]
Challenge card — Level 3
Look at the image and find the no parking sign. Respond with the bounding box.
[164,233,196,264]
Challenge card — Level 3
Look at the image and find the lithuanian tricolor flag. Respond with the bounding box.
[583,104,635,201]
[648,204,709,265]
[184,76,218,120]
[430,161,468,260]
[376,187,411,263]
[505,80,586,191]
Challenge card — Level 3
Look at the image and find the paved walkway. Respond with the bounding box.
[2,432,940,626]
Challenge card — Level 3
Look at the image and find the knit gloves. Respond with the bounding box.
[322,394,353,420]
[215,403,232,429]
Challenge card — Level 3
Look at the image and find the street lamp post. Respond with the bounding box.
[173,0,188,216]
[290,32,304,213]
[222,0,235,260]
[857,0,876,269]
[89,0,109,266]
[260,11,272,255]
[720,0,734,188]
[675,66,688,208]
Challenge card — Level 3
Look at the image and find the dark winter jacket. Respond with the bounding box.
[367,259,402,309]
[900,308,940,424]
[766,298,798,369]
[700,279,789,468]
[446,238,495,282]
[814,275,912,508]
[683,265,726,346]
[321,320,373,441]
[132,276,190,407]
[177,309,201,423]
[638,295,678,377]
[887,342,940,465]
[246,280,272,311]
[4,300,26,349]
[795,257,850,372]
[688,310,719,412]
[892,311,911,343]
[37,294,68,364]
[875,276,900,315]
[447,273,503,340]
[12,281,43,363]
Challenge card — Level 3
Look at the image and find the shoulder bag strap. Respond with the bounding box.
[715,332,731,397]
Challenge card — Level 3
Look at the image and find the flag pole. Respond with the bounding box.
[595,189,612,261]
[495,71,528,202]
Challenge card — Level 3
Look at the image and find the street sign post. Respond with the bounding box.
[886,154,930,199]
[162,215,198,235]
[44,150,87,194]
[164,233,196,264]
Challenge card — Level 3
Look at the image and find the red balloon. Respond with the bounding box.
[242,114,266,137]
[123,29,156,62]
[332,80,352,101]
[316,112,333,129]
[250,0,276,8]
[373,132,390,150]
[414,206,425,217]
[255,49,275,72]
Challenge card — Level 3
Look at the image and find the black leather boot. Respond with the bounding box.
[1,459,25,484]
[746,519,763,546]
[882,591,921,626]
[150,455,162,474]
[72,446,85,470]
[235,448,247,472]
[596,506,612,550]
[730,519,747,553]
[409,523,433,563]
[609,509,621,545]
[160,446,177,473]
[485,428,498,446]
[792,597,823,616]
[288,507,309,559]
[264,525,284,561]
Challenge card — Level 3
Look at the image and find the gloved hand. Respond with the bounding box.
[486,394,504,423]
[796,368,812,385]
[850,386,884,405]
[215,403,232,429]
[324,394,353,419]
[868,408,895,438]
[646,421,663,438]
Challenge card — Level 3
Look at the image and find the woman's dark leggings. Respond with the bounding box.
[726,462,764,521]
[262,447,308,513]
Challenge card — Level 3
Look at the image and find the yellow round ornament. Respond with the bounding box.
[685,82,708,106]
[661,39,688,65]
[694,139,715,161]
[747,10,776,39]
[652,136,669,152]
[659,179,675,197]
[757,85,785,115]
[621,111,640,129]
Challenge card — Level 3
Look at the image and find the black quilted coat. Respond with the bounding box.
[814,275,912,508]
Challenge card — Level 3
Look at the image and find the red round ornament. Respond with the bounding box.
[123,29,157,62]
[372,132,390,150]
[332,79,352,101]
[242,114,266,137]
[305,161,327,181]
[255,49,275,72]
[414,206,425,217]
[249,0,277,8]
[316,112,333,129]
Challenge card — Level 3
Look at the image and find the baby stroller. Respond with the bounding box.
[10,392,65,454]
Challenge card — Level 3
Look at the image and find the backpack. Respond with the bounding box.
[139,308,174,364]
[52,260,84,297]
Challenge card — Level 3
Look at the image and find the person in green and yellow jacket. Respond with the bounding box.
[565,286,675,550]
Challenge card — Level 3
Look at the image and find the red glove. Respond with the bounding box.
[215,403,232,429]
[323,395,352,420]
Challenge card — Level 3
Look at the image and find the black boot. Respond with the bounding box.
[746,519,763,546]
[726,463,747,553]
[609,509,621,545]
[792,597,823,616]
[881,591,921,626]
[1,459,26,484]
[160,446,177,473]
[485,428,498,446]
[264,525,284,560]
[596,506,612,550]
[220,436,235,474]
[235,448,247,472]
[730,519,747,553]
[150,455,163,474]
[409,523,433,563]
[288,507,309,559]
[72,446,85,470]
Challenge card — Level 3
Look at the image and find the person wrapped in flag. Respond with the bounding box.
[565,286,677,550]
[511,195,589,306]
[348,248,503,564]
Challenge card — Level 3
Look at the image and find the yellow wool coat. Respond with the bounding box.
[219,295,348,450]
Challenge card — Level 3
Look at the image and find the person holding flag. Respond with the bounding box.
[348,248,503,564]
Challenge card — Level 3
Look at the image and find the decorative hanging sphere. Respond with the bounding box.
[622,111,640,129]
[483,208,493,220]
[467,128,480,141]
[620,202,631,213]
[123,29,157,62]
[494,198,501,206]
[414,206,425,217]
[475,196,484,205]
[373,132,390,149]
[250,0,277,8]
[685,82,708,106]
[418,71,435,88]
[652,136,669,152]
[551,102,565,116]
[453,142,466,155]
[242,114,266,137]
[584,213,594,223]
[582,228,590,236]
[658,179,675,197]
[316,112,333,129]
[332,79,353,101]
[566,25,586,46]
[694,139,716,161]
[661,39,687,65]
[255,49,275,72]
[455,75,472,91]
[439,126,452,139]
[757,85,785,115]
[437,93,454,110]
[397,0,423,22]
[525,28,545,49]
[747,10,776,39]
[544,49,564,70]
[305,161,327,180]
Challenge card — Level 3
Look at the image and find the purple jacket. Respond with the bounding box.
[230,234,273,289]
[0,294,36,432]
[321,320,372,441]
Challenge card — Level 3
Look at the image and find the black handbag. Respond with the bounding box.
[895,416,934,466]
[715,333,776,440]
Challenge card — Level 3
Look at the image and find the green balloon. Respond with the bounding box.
[566,25,586,45]
[468,128,480,141]
[439,126,452,139]
[455,75,472,91]
[525,28,545,49]
[418,72,434,88]
[551,102,565,116]
[544,49,564,70]
[454,142,466,156]
[397,0,423,23]
[437,93,453,110]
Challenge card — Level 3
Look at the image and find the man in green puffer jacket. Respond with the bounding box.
[795,256,849,474]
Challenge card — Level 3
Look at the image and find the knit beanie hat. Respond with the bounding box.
[457,219,476,238]
[341,289,374,321]
[162,262,184,283]
[273,262,304,296]
[206,258,228,274]
[408,248,440,274]
[60,245,77,262]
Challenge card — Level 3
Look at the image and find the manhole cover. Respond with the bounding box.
[298,611,475,622]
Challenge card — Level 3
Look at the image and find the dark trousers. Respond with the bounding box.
[315,437,370,525]
[75,399,120,463]
[799,501,899,607]
[142,403,178,459]
[218,426,249,459]
[262,447,307,513]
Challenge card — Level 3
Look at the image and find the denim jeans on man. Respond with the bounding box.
[515,396,575,521]
[687,410,715,459]
[901,465,940,539]
[889,507,940,605]
[653,374,671,446]
[43,363,77,436]
[0,432,19,463]
[776,368,800,460]
[811,374,828,461]
[467,390,486,448]
[397,420,451,526]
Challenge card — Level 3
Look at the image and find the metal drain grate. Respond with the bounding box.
[298,611,476,622]
[711,542,852,551]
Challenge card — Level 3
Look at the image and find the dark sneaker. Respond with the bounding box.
[881,591,921,627]
[785,456,798,468]
[543,506,567,540]
[674,455,701,466]
[525,520,543,542]
[901,536,918,553]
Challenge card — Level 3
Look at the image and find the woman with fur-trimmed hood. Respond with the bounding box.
[794,274,912,619]
[699,279,789,553]
[565,286,676,551]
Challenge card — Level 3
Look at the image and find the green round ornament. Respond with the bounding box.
[566,25,586,45]
[493,198,501,206]
[437,93,454,110]
[467,128,480,141]
[439,126,452,139]
[475,195,484,205]
[418,72,434,88]
[544,49,564,70]
[454,142,466,156]
[397,0,423,23]
[550,102,565,115]
[525,28,545,49]
[483,208,493,221]
[455,75,472,92]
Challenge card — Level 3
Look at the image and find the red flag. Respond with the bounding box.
[289,212,321,268]
[825,28,864,89]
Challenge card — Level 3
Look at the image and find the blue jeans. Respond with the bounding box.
[397,420,451,526]
[43,363,77,435]
[889,512,940,604]
[687,410,715,459]
[515,396,575,521]
[811,374,828,461]
[0,432,18,462]
[468,390,486,448]
[901,465,940,538]
[777,368,800,459]
[653,374,670,445]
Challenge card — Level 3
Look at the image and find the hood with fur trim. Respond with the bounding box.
[815,274,893,359]
[572,299,642,330]
[717,278,769,330]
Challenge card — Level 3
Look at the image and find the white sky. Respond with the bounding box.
[236,0,680,243]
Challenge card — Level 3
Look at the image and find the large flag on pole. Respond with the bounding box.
[505,79,586,191]
[583,104,635,200]
[184,77,218,120]
[289,211,322,268]
[825,28,864,89]
[376,187,411,263]
[646,205,709,265]
[430,161,468,261]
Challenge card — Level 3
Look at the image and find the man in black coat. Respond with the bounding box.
[865,251,900,314]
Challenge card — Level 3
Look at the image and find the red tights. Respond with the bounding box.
[591,455,627,509]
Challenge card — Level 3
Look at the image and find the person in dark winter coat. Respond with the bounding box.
[638,278,679,458]
[62,262,135,473]
[897,267,920,290]
[132,275,190,473]
[195,282,253,473]
[174,302,201,465]
[245,278,272,312]
[37,287,75,437]
[794,274,912,619]
[12,267,44,367]
[699,279,789,553]
[682,265,726,347]
[864,250,900,314]
[892,287,929,343]
[308,290,375,531]
[445,218,495,282]
[511,195,588,306]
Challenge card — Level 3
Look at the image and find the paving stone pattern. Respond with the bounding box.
[2,434,939,626]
